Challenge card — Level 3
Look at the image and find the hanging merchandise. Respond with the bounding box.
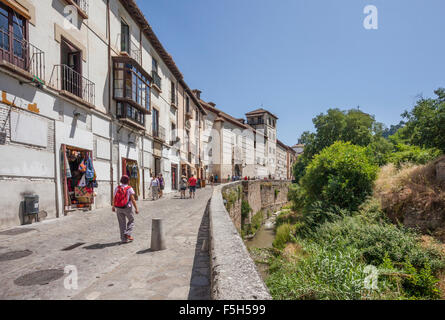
[85,156,95,180]
[65,154,72,179]
[78,174,86,187]
[79,160,87,173]
[131,163,138,179]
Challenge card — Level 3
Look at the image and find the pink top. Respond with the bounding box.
[114,184,135,208]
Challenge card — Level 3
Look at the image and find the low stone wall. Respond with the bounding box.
[222,180,291,232]
[209,183,272,300]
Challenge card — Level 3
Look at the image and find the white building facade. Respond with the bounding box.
[0,0,295,230]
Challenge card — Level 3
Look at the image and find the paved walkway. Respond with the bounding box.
[0,187,213,300]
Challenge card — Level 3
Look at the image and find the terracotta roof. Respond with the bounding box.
[245,108,279,119]
[200,100,248,129]
[118,0,206,116]
[200,100,268,139]
[277,140,297,153]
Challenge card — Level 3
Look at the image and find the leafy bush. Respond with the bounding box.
[243,210,264,236]
[312,213,444,272]
[241,200,252,222]
[400,88,445,153]
[265,199,445,300]
[366,136,394,166]
[402,262,441,299]
[287,184,305,211]
[388,143,441,168]
[298,201,350,235]
[273,223,294,250]
[301,141,378,211]
[275,210,299,229]
[267,243,374,300]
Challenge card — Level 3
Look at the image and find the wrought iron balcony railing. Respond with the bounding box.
[116,102,145,128]
[69,0,89,16]
[152,70,161,89]
[50,64,95,106]
[0,28,45,81]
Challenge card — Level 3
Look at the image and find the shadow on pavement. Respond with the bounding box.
[136,248,154,255]
[83,242,123,250]
[187,201,211,300]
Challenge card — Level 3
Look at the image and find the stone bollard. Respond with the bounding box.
[151,219,166,251]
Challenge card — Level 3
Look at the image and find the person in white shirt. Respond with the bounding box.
[150,174,160,201]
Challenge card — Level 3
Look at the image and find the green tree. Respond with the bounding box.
[293,108,383,181]
[301,142,378,211]
[401,88,445,153]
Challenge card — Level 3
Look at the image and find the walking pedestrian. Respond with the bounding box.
[158,173,164,198]
[112,175,139,244]
[188,174,197,199]
[150,174,159,201]
[179,175,187,199]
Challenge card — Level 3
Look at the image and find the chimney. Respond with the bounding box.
[192,89,201,100]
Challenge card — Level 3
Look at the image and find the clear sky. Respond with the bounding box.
[137,0,445,146]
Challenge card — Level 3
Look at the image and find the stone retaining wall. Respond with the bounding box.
[222,180,291,232]
[209,180,291,300]
[209,183,272,300]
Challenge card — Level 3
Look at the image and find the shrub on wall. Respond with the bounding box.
[301,141,379,211]
[241,200,252,222]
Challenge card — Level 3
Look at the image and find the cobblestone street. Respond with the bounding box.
[0,187,213,300]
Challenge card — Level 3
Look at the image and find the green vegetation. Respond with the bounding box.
[242,210,264,238]
[272,223,295,250]
[266,200,444,300]
[301,142,378,211]
[274,188,280,199]
[222,185,243,211]
[241,200,252,222]
[399,88,445,153]
[265,89,445,300]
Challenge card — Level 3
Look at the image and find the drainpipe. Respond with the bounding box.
[107,0,114,205]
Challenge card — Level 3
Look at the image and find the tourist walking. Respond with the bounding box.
[158,174,165,198]
[112,175,139,244]
[179,175,187,199]
[188,174,197,199]
[150,174,160,201]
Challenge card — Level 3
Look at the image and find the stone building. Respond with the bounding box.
[276,140,288,180]
[0,0,204,229]
[0,0,294,230]
[245,109,278,179]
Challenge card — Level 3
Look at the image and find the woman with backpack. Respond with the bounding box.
[112,175,139,244]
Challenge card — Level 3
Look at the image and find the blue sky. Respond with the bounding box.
[137,0,445,146]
